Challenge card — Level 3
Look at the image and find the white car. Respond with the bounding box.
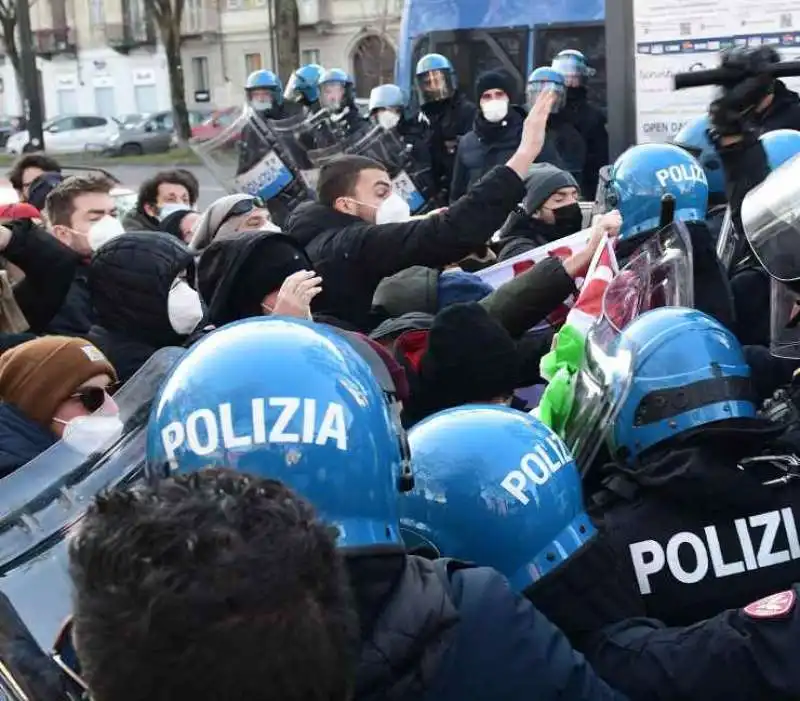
[5,115,120,155]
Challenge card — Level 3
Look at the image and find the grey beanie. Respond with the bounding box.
[189,193,256,253]
[522,163,579,215]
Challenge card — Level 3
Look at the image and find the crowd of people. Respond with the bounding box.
[4,42,800,701]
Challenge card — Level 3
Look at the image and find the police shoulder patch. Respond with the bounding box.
[743,590,797,619]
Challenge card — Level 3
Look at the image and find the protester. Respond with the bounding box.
[0,336,117,475]
[87,232,201,382]
[122,170,199,233]
[68,470,358,701]
[7,153,62,202]
[159,207,200,243]
[286,89,558,330]
[190,194,275,252]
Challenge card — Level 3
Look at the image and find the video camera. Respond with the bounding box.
[674,52,800,90]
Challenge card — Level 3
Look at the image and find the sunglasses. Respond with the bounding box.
[219,197,265,228]
[71,386,110,413]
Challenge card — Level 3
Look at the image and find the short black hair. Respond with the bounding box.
[136,169,199,211]
[317,154,386,207]
[68,469,358,701]
[8,153,62,191]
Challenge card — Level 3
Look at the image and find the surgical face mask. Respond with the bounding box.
[59,414,124,455]
[375,193,411,225]
[168,279,204,335]
[377,110,401,130]
[251,99,273,112]
[548,202,584,236]
[159,203,190,221]
[481,98,509,123]
[88,215,125,251]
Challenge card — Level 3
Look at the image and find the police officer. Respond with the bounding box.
[583,307,800,626]
[414,53,477,205]
[526,67,584,185]
[600,142,736,329]
[146,317,627,701]
[318,68,368,140]
[405,402,800,700]
[237,69,286,175]
[551,50,608,197]
[285,63,325,114]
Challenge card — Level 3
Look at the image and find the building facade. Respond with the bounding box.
[0,0,401,119]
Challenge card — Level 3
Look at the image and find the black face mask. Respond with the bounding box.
[548,202,583,236]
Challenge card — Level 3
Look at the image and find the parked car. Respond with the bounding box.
[191,108,238,142]
[117,113,148,128]
[0,117,23,147]
[5,115,120,155]
[109,109,213,155]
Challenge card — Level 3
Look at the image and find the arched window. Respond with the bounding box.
[352,34,396,97]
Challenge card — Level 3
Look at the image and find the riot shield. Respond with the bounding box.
[0,347,184,649]
[741,154,800,282]
[343,126,431,214]
[190,106,307,209]
[266,112,333,192]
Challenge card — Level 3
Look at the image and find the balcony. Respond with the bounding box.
[297,0,332,30]
[181,8,221,40]
[104,20,157,54]
[33,27,77,59]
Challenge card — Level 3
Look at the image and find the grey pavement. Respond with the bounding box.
[99,163,228,210]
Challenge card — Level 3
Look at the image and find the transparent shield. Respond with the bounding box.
[266,112,330,190]
[741,153,800,281]
[604,220,694,333]
[190,106,298,202]
[563,317,635,475]
[770,278,800,359]
[593,165,613,217]
[716,206,739,273]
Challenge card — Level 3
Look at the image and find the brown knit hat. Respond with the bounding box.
[0,336,118,426]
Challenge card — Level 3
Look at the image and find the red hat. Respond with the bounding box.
[0,203,40,220]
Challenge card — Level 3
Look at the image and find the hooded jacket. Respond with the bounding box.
[286,164,526,330]
[87,233,195,383]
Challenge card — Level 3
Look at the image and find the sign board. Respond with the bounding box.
[194,90,211,102]
[634,0,800,143]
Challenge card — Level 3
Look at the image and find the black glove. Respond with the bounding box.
[709,46,780,137]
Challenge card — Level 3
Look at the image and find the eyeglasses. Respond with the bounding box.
[71,386,110,413]
[218,197,265,229]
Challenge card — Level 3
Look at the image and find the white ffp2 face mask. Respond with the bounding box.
[61,414,124,455]
[167,280,204,335]
[376,110,401,130]
[159,203,191,221]
[375,193,411,225]
[88,216,125,251]
[481,98,509,123]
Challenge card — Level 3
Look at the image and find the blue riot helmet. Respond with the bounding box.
[368,84,405,129]
[145,316,413,550]
[415,53,456,105]
[600,143,709,240]
[527,66,566,113]
[285,63,324,105]
[319,68,354,112]
[673,115,726,206]
[551,49,595,88]
[608,307,756,465]
[245,69,283,111]
[401,405,596,590]
[760,129,800,170]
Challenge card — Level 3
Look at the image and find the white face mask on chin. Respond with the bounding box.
[375,193,411,224]
[168,279,204,335]
[88,215,125,251]
[481,98,509,123]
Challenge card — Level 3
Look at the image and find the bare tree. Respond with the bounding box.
[273,0,299,80]
[143,0,192,141]
[0,0,27,104]
[351,0,398,96]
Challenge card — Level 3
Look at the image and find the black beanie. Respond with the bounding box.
[419,302,520,410]
[160,209,194,241]
[522,163,580,214]
[475,70,515,102]
[28,172,64,211]
[226,237,310,318]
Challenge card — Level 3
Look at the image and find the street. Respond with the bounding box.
[99,164,228,210]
